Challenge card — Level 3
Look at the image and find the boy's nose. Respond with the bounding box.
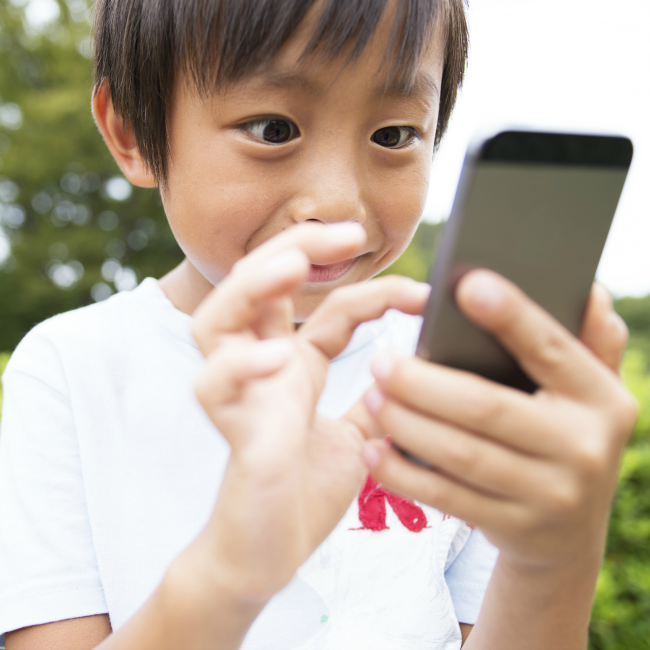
[289,195,367,226]
[288,166,367,226]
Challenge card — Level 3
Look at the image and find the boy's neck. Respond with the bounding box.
[158,259,215,316]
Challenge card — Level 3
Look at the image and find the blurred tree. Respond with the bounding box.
[0,350,9,415]
[589,349,650,650]
[615,295,650,365]
[0,0,183,350]
[380,220,442,282]
[0,0,442,352]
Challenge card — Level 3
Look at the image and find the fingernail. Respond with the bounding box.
[362,443,382,469]
[462,271,504,311]
[371,352,397,381]
[263,249,308,280]
[364,385,385,414]
[250,337,293,372]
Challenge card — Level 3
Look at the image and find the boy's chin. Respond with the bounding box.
[292,292,328,324]
[292,284,346,323]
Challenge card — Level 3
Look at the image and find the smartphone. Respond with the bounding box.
[416,129,633,393]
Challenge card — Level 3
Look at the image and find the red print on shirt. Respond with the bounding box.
[355,475,428,532]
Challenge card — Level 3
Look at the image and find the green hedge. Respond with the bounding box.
[0,352,10,418]
[589,350,650,649]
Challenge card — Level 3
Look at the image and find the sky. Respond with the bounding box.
[423,0,650,297]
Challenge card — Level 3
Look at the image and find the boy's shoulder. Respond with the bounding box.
[6,278,183,380]
[34,284,138,334]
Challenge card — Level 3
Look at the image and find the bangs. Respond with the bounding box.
[94,0,468,182]
[179,0,447,94]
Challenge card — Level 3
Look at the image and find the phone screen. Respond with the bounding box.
[416,131,632,392]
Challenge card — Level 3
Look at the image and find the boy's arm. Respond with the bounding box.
[6,615,112,649]
[8,582,474,650]
[6,558,268,650]
[357,271,636,650]
[5,546,268,650]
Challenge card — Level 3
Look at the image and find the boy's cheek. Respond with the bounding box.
[158,141,429,312]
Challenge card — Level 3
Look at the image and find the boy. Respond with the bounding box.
[0,0,636,648]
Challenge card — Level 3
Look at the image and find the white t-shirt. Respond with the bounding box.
[0,278,498,649]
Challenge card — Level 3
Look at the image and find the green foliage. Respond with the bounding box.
[594,294,650,650]
[0,350,9,418]
[615,295,650,367]
[589,349,650,649]
[379,221,443,282]
[0,0,183,350]
[615,296,650,335]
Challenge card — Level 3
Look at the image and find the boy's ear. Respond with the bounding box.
[92,81,157,188]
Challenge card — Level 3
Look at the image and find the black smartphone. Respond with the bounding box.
[416,129,633,392]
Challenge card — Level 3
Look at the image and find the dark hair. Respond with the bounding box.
[94,0,469,183]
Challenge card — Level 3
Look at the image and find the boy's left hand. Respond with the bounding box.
[360,269,637,572]
[190,222,430,604]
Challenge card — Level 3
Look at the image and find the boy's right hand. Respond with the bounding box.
[189,222,429,605]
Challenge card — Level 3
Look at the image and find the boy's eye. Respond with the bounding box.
[243,118,299,144]
[371,126,416,149]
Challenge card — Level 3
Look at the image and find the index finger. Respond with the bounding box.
[193,222,367,354]
[242,221,368,268]
[456,270,615,402]
[299,275,430,361]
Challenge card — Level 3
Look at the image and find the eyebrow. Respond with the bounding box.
[255,71,322,96]
[252,70,440,102]
[378,72,440,100]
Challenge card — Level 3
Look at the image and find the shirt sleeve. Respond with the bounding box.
[445,528,499,625]
[0,329,107,635]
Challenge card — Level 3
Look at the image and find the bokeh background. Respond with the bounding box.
[0,1,649,648]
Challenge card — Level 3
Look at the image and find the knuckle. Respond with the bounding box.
[371,397,392,431]
[545,479,581,518]
[531,324,568,369]
[619,390,639,428]
[513,506,541,537]
[572,434,609,479]
[611,389,638,442]
[462,383,504,428]
[444,435,477,474]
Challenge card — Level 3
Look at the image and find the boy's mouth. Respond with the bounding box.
[308,259,356,283]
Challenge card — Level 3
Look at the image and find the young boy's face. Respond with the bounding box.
[160,9,445,321]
